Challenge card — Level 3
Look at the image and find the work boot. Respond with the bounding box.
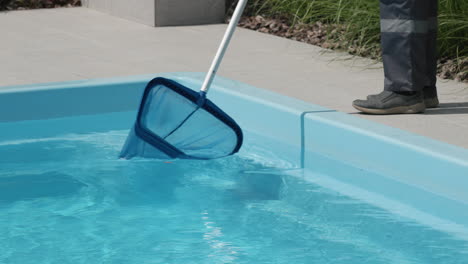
[353,91,426,114]
[424,86,439,108]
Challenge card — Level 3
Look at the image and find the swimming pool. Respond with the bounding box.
[1,73,468,263]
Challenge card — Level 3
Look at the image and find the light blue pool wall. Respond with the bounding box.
[1,72,467,228]
[203,74,468,227]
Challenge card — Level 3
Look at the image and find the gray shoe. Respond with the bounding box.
[423,86,439,108]
[366,87,439,108]
[353,91,426,114]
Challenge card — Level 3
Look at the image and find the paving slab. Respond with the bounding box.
[1,7,467,148]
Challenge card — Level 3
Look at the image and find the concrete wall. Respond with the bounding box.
[82,0,225,27]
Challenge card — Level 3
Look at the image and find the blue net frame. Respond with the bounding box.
[120,77,243,160]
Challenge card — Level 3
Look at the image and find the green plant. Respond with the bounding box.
[1,0,80,11]
[0,0,13,10]
[244,0,467,68]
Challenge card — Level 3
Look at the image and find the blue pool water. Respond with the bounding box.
[1,113,468,264]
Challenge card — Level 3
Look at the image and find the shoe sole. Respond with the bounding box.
[425,97,439,109]
[353,102,426,115]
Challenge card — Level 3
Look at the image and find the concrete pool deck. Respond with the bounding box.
[1,7,467,148]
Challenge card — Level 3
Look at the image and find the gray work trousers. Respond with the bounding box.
[380,0,438,92]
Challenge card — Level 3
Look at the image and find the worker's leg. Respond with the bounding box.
[380,0,432,92]
[424,0,439,108]
[352,0,438,114]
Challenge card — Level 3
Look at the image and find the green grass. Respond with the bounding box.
[0,0,80,11]
[240,0,467,63]
[0,0,11,9]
